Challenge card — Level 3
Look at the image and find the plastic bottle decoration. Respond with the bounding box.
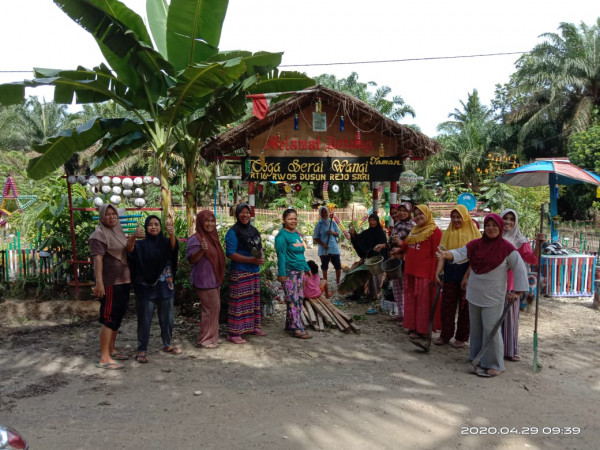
[294,184,302,192]
[112,176,121,185]
[101,176,111,185]
[133,177,143,186]
[339,115,345,131]
[332,213,351,240]
[134,188,144,197]
[294,114,299,131]
[143,176,152,185]
[349,185,355,193]
[77,175,88,185]
[357,207,374,228]
[133,198,146,207]
[356,129,361,143]
[316,97,322,113]
[122,189,133,197]
[121,177,133,188]
[93,197,104,207]
[101,185,112,194]
[379,143,385,158]
[112,186,122,195]
[67,175,77,184]
[152,177,160,186]
[331,184,340,193]
[110,195,122,205]
[284,184,291,194]
[322,181,329,201]
[88,176,99,186]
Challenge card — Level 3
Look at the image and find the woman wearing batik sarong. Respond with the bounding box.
[500,209,544,361]
[275,208,312,339]
[225,203,266,344]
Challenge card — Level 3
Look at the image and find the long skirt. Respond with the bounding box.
[391,277,405,319]
[469,302,505,372]
[403,274,441,335]
[228,271,261,337]
[501,296,520,358]
[196,287,221,346]
[282,270,304,333]
[440,281,470,343]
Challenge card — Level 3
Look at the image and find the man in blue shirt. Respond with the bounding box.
[312,206,342,287]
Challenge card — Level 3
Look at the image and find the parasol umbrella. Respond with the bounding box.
[496,158,600,242]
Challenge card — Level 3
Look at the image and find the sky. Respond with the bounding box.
[1,0,598,136]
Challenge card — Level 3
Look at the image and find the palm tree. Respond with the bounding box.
[510,18,600,152]
[314,72,416,120]
[0,0,313,233]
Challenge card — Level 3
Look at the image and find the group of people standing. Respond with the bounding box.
[89,200,543,378]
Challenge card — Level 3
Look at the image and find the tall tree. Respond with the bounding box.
[509,18,600,153]
[0,0,313,233]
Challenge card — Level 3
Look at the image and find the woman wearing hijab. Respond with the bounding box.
[350,213,388,300]
[437,214,528,377]
[225,203,266,344]
[275,208,312,339]
[187,210,226,349]
[399,205,443,338]
[500,209,545,361]
[312,205,342,287]
[377,202,415,321]
[89,204,132,370]
[434,205,481,348]
[127,215,180,363]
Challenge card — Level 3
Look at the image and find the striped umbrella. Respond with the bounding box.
[496,159,600,241]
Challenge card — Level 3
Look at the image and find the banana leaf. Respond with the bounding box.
[338,264,370,294]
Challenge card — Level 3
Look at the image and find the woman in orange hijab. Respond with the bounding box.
[186,210,226,349]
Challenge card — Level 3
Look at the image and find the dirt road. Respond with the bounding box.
[1,286,599,450]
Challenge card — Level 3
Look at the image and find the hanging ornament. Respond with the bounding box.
[356,129,361,142]
[379,143,385,157]
[257,183,264,193]
[294,184,302,192]
[259,149,266,167]
[339,115,345,131]
[284,184,292,193]
[294,114,299,131]
[316,97,322,113]
[322,181,329,201]
[331,184,340,193]
[362,184,368,195]
[67,175,77,185]
[349,185,355,193]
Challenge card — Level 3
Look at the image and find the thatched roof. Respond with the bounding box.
[200,85,442,161]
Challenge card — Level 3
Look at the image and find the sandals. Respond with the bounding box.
[476,367,504,377]
[433,338,447,346]
[135,352,148,363]
[452,340,466,349]
[110,351,129,361]
[292,331,312,340]
[162,346,183,355]
[96,361,124,370]
[251,328,267,336]
[226,336,247,344]
[506,355,521,361]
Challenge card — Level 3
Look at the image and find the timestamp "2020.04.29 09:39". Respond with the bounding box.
[460,426,581,435]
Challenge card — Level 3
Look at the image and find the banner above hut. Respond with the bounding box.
[200,86,443,182]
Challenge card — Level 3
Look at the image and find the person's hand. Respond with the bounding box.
[323,244,328,251]
[435,272,443,286]
[93,282,105,298]
[254,257,265,265]
[165,224,175,236]
[327,230,335,235]
[391,236,401,246]
[277,276,287,283]
[390,247,401,257]
[535,232,545,242]
[201,237,208,251]
[436,250,446,260]
[133,224,145,239]
[374,243,386,252]
[460,277,469,291]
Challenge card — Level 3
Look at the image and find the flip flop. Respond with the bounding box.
[365,308,377,315]
[96,361,124,370]
[110,352,129,361]
[293,332,312,340]
[162,346,183,355]
[135,352,148,363]
[251,329,267,336]
[452,340,466,349]
[226,336,247,344]
[476,367,503,377]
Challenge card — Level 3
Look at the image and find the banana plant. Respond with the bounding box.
[0,0,314,232]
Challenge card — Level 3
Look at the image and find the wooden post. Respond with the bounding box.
[372,182,379,213]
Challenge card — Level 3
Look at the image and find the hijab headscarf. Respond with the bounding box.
[351,213,387,259]
[440,205,482,250]
[89,204,128,263]
[391,202,415,240]
[129,215,178,285]
[194,210,226,284]
[231,203,262,253]
[405,204,438,245]
[500,209,529,249]
[466,213,515,274]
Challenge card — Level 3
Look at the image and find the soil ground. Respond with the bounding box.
[1,245,599,449]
